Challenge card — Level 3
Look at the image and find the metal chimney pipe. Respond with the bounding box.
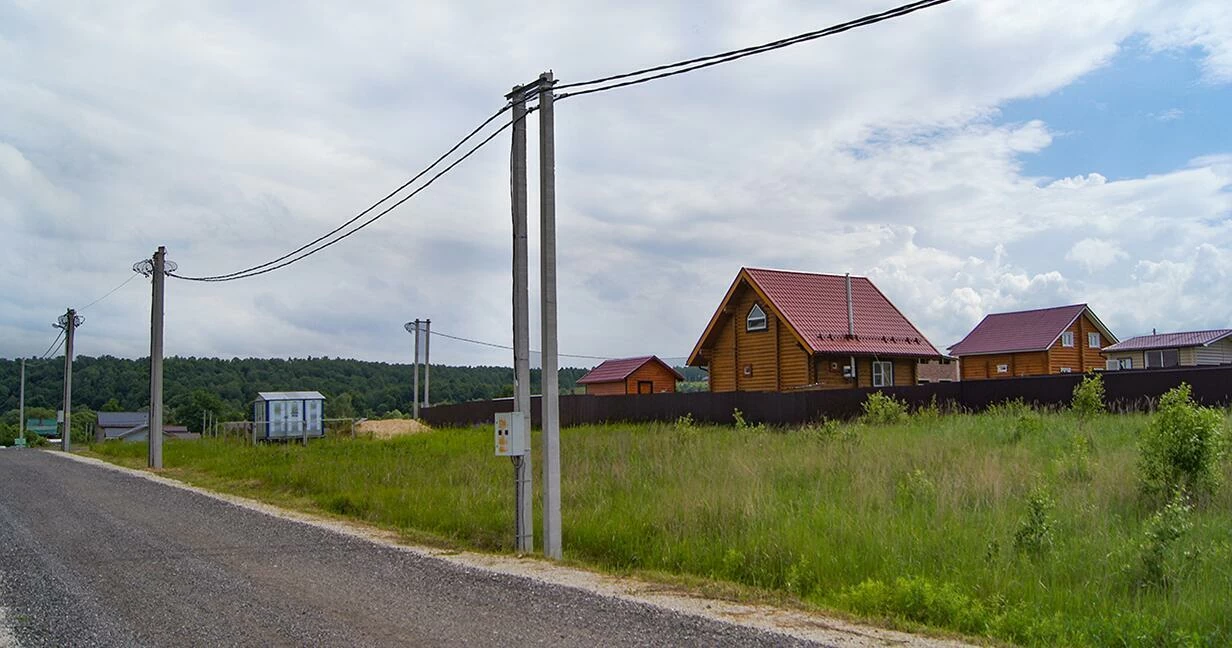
[846,273,854,338]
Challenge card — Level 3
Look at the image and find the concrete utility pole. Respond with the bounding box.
[538,71,562,560]
[508,81,533,553]
[18,359,25,442]
[136,246,170,469]
[423,319,431,409]
[56,308,81,452]
[406,320,421,419]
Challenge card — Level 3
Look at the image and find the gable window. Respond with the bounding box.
[872,361,893,387]
[1145,349,1179,368]
[1088,332,1101,348]
[1061,332,1075,347]
[1118,357,1132,369]
[746,304,768,332]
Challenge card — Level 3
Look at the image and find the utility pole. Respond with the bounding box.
[538,71,562,560]
[405,320,421,419]
[136,247,171,469]
[508,81,533,553]
[17,359,24,444]
[55,309,81,452]
[424,319,431,409]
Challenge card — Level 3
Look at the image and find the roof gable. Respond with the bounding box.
[578,356,685,384]
[948,304,1116,356]
[688,268,942,365]
[1103,329,1232,352]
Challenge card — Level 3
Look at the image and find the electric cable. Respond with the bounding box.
[79,273,141,311]
[171,102,516,282]
[40,330,65,360]
[555,0,954,100]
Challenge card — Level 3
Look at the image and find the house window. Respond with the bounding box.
[872,361,893,387]
[1088,332,1101,348]
[1118,357,1132,369]
[996,364,1008,373]
[1061,332,1074,347]
[746,304,767,331]
[1059,367,1073,373]
[1145,349,1179,368]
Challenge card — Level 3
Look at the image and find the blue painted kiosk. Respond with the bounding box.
[253,391,326,442]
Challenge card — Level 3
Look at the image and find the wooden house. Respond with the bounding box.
[1101,329,1232,370]
[687,268,943,391]
[577,356,684,396]
[948,304,1116,380]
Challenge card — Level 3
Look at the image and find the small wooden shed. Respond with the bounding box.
[254,391,326,441]
[577,356,684,396]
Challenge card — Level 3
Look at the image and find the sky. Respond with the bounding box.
[2,0,1231,369]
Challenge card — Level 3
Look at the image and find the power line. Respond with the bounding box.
[430,329,688,363]
[39,330,65,360]
[555,0,954,101]
[170,102,518,282]
[79,273,141,311]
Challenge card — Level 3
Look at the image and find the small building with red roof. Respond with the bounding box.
[577,356,685,396]
[1101,329,1232,370]
[948,304,1117,380]
[687,268,943,392]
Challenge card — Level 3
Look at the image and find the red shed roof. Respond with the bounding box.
[577,356,685,384]
[948,304,1116,356]
[1103,329,1232,352]
[689,268,942,365]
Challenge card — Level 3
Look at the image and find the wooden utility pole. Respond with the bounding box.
[57,308,80,452]
[412,318,421,419]
[538,71,562,560]
[509,82,533,553]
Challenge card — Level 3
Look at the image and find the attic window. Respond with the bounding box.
[1061,332,1075,347]
[747,304,768,331]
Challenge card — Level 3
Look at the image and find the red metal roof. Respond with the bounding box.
[948,304,1115,356]
[742,268,941,358]
[577,356,685,384]
[1103,329,1232,352]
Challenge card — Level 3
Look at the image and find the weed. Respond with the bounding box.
[1134,490,1195,590]
[896,468,937,507]
[797,418,841,443]
[1072,373,1107,419]
[1054,433,1094,482]
[986,398,1032,418]
[914,395,942,422]
[860,392,908,425]
[731,408,766,433]
[1006,411,1046,444]
[1013,486,1056,556]
[1139,383,1227,497]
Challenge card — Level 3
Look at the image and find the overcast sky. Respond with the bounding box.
[3,1,1231,368]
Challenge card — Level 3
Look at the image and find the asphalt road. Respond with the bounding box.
[0,450,817,647]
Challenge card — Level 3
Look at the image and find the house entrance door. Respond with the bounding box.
[286,400,303,437]
[637,381,653,394]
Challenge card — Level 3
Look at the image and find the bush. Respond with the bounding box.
[1054,434,1094,482]
[1072,373,1106,418]
[1138,384,1226,497]
[731,408,766,432]
[1134,490,1195,590]
[860,392,908,425]
[1013,486,1057,556]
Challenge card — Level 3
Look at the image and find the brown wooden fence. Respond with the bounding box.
[421,364,1232,428]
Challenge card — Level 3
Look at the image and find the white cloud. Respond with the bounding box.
[0,0,1230,369]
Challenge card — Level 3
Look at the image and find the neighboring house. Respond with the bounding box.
[1101,329,1232,370]
[948,304,1117,380]
[577,356,684,396]
[254,391,326,441]
[97,413,198,442]
[916,357,960,383]
[687,268,943,392]
[97,412,150,440]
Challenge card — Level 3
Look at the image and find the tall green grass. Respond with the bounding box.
[91,410,1232,646]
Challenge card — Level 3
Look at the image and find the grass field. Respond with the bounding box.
[90,404,1232,646]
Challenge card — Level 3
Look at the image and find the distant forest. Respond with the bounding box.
[0,356,707,423]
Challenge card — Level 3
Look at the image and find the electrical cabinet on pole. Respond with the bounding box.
[538,71,562,560]
[508,82,534,553]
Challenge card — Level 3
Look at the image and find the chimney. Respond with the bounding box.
[846,273,854,338]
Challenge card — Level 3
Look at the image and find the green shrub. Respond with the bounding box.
[1013,486,1057,556]
[1072,373,1106,418]
[914,395,942,422]
[860,392,908,425]
[1054,433,1094,482]
[840,576,989,635]
[896,469,937,507]
[1138,384,1226,497]
[731,408,766,432]
[1006,411,1046,444]
[1134,490,1195,590]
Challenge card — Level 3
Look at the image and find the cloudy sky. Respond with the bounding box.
[2,0,1231,369]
